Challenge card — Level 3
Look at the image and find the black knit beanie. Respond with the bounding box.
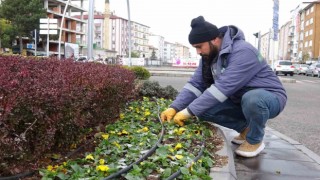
[188,16,219,44]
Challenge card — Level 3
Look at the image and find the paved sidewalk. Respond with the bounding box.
[219,125,320,179]
[147,67,320,179]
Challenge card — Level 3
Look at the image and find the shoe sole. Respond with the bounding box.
[235,142,265,157]
[231,139,245,145]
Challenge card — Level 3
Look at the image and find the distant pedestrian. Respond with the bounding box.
[160,16,287,157]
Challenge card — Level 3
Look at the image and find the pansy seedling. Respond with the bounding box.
[99,159,105,165]
[101,133,109,140]
[175,155,184,160]
[85,154,94,161]
[96,165,109,172]
[174,143,183,150]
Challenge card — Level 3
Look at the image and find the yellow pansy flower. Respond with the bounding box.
[169,148,175,152]
[174,143,183,150]
[96,165,109,172]
[85,154,94,160]
[142,127,149,132]
[99,159,105,165]
[174,127,186,135]
[117,130,129,135]
[47,165,53,171]
[129,106,133,110]
[175,155,184,160]
[120,113,124,119]
[167,155,175,160]
[102,133,109,140]
[189,162,195,171]
[110,131,116,134]
[113,142,121,149]
[144,111,151,116]
[140,117,146,121]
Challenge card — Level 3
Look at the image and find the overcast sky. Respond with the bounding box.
[89,0,308,52]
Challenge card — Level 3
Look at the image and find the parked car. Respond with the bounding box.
[293,64,309,75]
[273,60,295,76]
[75,56,88,62]
[305,63,320,77]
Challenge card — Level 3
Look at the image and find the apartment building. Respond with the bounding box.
[164,41,176,64]
[108,15,130,57]
[175,43,190,59]
[131,21,150,58]
[44,0,86,58]
[298,2,320,61]
[74,12,104,49]
[278,21,292,60]
[149,34,164,61]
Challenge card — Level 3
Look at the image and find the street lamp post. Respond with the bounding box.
[87,0,95,60]
[127,0,132,66]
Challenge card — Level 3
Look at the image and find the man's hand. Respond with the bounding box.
[174,108,191,126]
[160,108,176,122]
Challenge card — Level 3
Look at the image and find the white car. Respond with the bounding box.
[273,60,295,76]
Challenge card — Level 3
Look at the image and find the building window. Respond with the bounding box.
[309,29,313,35]
[305,42,308,48]
[311,6,314,13]
[310,18,313,24]
[305,31,308,37]
[309,40,312,47]
[306,20,309,26]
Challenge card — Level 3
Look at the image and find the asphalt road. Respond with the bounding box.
[150,74,320,156]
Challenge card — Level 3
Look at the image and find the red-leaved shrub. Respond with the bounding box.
[0,55,135,175]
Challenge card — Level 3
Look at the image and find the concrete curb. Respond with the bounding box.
[149,71,296,83]
[209,123,237,180]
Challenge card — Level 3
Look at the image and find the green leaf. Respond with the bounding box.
[162,168,171,178]
[180,167,190,175]
[56,172,69,180]
[70,164,82,173]
[156,146,168,156]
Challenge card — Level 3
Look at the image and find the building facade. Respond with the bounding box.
[44,0,86,57]
[298,2,320,61]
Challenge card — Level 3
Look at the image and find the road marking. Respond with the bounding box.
[297,80,320,84]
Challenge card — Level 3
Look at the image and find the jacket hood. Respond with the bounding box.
[219,25,245,54]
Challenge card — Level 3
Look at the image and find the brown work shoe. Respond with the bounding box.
[235,141,265,157]
[231,127,249,145]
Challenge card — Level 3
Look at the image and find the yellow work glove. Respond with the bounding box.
[160,108,176,122]
[173,108,192,126]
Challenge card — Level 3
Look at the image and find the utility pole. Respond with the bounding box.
[87,0,95,60]
[127,0,132,66]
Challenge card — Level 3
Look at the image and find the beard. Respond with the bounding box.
[200,42,219,62]
[201,42,219,88]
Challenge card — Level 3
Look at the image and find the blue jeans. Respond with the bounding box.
[198,89,281,144]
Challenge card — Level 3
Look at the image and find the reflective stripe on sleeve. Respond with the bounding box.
[183,83,202,97]
[207,85,228,102]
